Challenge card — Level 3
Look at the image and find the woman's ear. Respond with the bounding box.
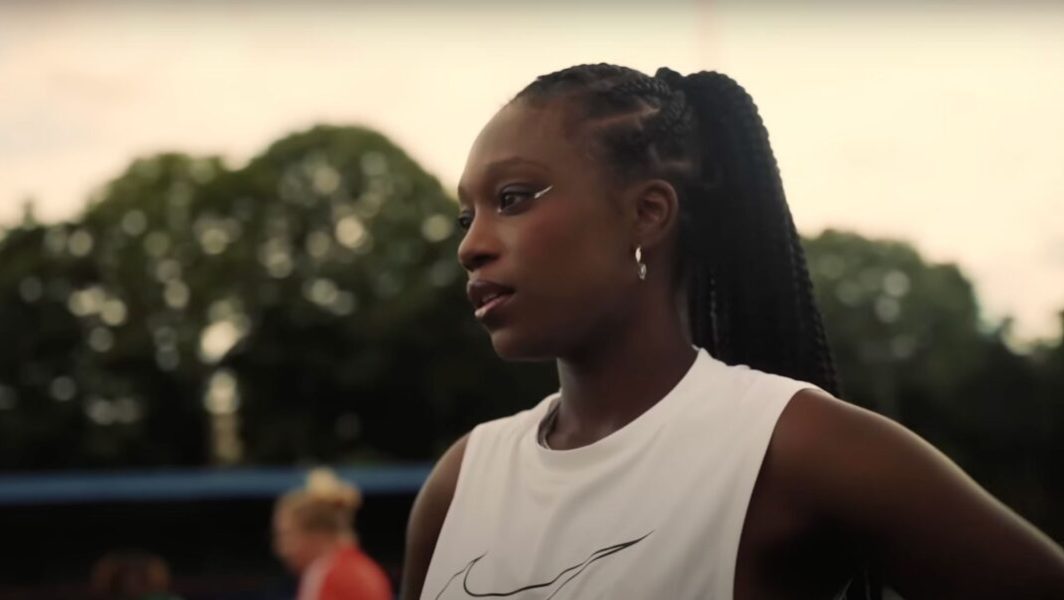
[631,178,681,250]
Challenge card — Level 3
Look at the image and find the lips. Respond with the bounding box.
[467,279,515,321]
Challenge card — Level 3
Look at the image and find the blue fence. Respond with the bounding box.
[0,464,432,505]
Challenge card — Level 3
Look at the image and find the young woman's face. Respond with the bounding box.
[457,99,641,360]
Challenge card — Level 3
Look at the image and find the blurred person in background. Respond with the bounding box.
[273,468,393,600]
[401,65,1064,599]
[90,550,184,600]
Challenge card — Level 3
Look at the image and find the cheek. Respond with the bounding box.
[279,535,306,559]
[276,538,294,559]
[531,206,624,284]
[289,543,313,569]
[488,211,630,361]
[511,202,630,318]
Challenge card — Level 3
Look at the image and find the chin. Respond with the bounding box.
[488,327,558,362]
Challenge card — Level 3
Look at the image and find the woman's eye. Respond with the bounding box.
[456,212,474,231]
[498,189,533,211]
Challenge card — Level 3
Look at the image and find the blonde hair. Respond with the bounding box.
[277,468,363,535]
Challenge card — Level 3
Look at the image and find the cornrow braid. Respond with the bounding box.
[515,64,876,599]
[680,70,841,395]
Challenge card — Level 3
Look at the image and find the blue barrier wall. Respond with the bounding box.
[0,464,432,505]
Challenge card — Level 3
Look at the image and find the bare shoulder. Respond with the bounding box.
[767,388,1064,598]
[766,388,921,501]
[399,433,470,600]
[414,432,471,518]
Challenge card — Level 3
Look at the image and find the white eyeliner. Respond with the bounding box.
[533,185,554,199]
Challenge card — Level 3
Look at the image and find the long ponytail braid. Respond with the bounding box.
[676,70,840,396]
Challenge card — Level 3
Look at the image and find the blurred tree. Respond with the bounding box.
[0,125,556,470]
[0,224,92,468]
[804,230,984,418]
[1027,311,1064,538]
[0,155,222,469]
[212,125,556,463]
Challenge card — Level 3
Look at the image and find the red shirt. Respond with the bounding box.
[298,544,393,600]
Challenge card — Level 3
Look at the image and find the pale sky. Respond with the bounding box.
[2,1,1062,343]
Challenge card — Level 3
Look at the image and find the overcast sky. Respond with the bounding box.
[2,1,1062,343]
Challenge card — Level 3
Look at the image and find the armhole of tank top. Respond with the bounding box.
[444,422,486,521]
[418,427,485,597]
[724,380,821,600]
[432,403,554,556]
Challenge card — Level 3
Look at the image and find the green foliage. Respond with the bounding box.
[0,125,555,470]
[806,230,983,413]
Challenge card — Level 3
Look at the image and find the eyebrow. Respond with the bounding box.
[457,156,551,203]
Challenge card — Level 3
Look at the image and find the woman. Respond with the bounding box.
[274,468,393,600]
[401,65,1064,599]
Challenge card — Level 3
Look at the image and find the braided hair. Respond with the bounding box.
[516,64,878,599]
[516,64,838,396]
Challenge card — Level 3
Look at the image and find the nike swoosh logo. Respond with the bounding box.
[433,531,653,600]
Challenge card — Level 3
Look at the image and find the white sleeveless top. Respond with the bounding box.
[421,349,821,600]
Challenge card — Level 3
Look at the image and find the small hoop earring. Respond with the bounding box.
[635,246,647,281]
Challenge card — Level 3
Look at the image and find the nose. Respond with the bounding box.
[457,212,501,273]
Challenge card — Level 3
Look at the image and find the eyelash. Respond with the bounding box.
[456,185,546,231]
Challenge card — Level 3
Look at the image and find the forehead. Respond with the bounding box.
[460,99,596,187]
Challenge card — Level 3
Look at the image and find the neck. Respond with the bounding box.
[551,290,696,450]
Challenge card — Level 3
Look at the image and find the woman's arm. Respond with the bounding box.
[775,389,1064,598]
[399,434,469,600]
